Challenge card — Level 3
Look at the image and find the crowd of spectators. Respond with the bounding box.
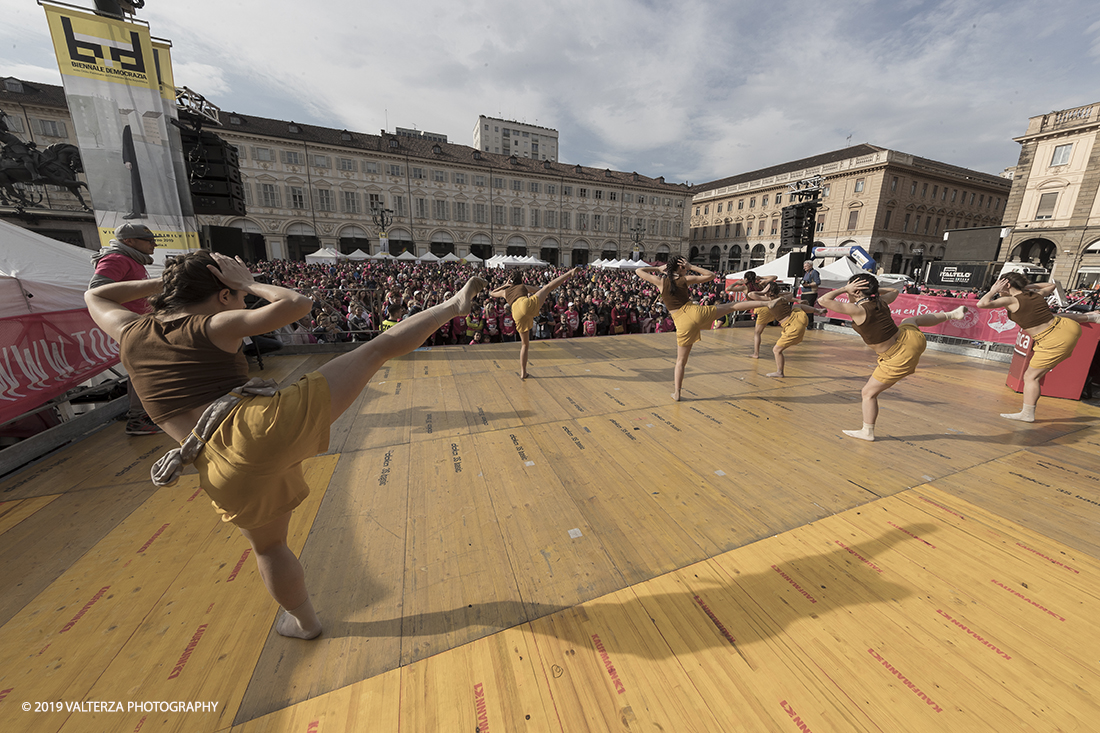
[244,259,1000,347]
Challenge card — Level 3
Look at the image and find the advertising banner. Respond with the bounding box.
[822,290,1019,344]
[43,4,199,252]
[0,310,120,427]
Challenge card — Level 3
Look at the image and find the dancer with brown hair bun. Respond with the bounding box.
[637,256,787,401]
[726,270,779,358]
[751,281,826,378]
[977,273,1098,422]
[819,272,969,441]
[489,267,578,379]
[85,251,486,640]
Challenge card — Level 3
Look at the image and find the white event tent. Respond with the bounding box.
[304,247,345,264]
[0,219,93,314]
[346,249,369,261]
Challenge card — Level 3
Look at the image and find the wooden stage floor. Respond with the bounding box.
[1,327,1099,732]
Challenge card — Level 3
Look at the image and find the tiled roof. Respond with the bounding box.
[0,77,70,111]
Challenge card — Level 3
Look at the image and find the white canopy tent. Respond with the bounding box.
[304,247,345,264]
[439,252,462,263]
[369,251,394,261]
[817,256,865,289]
[485,255,550,270]
[0,219,95,314]
[394,251,418,261]
[419,252,441,263]
[346,249,369,261]
[463,252,484,264]
[725,253,796,287]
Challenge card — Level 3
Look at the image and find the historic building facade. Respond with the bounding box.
[1,78,689,264]
[690,144,1012,275]
[1000,103,1100,287]
[473,115,559,161]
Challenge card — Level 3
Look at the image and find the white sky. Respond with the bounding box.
[4,0,1100,185]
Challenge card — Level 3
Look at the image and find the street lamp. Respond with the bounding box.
[629,223,646,261]
[371,206,393,255]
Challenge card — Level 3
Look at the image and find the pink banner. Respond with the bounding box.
[822,291,1019,344]
[0,309,120,426]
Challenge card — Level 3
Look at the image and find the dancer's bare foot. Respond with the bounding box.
[766,371,784,378]
[945,305,969,320]
[520,372,529,380]
[671,392,680,402]
[276,609,322,640]
[751,353,760,359]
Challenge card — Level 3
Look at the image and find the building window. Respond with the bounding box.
[312,155,330,169]
[364,161,380,174]
[704,205,710,215]
[1051,144,1073,167]
[758,221,765,235]
[454,201,468,221]
[593,214,602,231]
[595,189,603,200]
[577,213,589,230]
[432,170,446,182]
[474,175,486,187]
[921,183,928,197]
[610,191,618,201]
[338,157,356,172]
[529,181,540,193]
[770,219,778,235]
[738,199,744,210]
[854,179,865,193]
[414,198,428,218]
[625,193,635,204]
[822,185,831,197]
[531,209,540,227]
[511,179,523,191]
[493,205,505,225]
[368,193,383,211]
[910,181,917,196]
[1035,192,1057,219]
[903,213,911,232]
[288,185,306,209]
[749,197,755,208]
[816,218,824,233]
[762,195,769,207]
[546,210,557,228]
[283,150,302,165]
[934,217,942,234]
[433,199,449,220]
[37,119,67,137]
[561,212,572,230]
[492,177,504,189]
[847,211,859,230]
[316,189,334,211]
[883,210,892,230]
[562,186,572,196]
[257,183,280,208]
[474,203,488,223]
[890,177,898,193]
[388,164,404,177]
[547,184,557,195]
[951,189,957,202]
[579,188,588,198]
[254,147,273,162]
[923,216,931,234]
[342,190,360,214]
[931,185,938,199]
[969,193,976,206]
[411,167,425,180]
[941,187,948,201]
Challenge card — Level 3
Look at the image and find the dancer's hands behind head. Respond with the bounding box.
[207,252,255,292]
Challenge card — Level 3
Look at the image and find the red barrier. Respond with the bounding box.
[1006,322,1100,400]
[822,291,1019,344]
[0,309,120,425]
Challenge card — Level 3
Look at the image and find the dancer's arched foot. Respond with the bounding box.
[766,371,784,378]
[520,372,529,380]
[945,306,969,320]
[671,392,680,402]
[276,610,322,640]
[751,353,760,359]
[453,277,488,315]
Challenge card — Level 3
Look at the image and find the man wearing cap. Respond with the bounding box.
[89,223,162,435]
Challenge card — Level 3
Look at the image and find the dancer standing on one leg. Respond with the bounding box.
[489,267,578,379]
[637,257,786,401]
[726,271,778,358]
[977,274,1094,422]
[85,251,486,640]
[819,272,969,441]
[751,282,826,378]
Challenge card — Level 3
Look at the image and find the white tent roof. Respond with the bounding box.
[369,251,394,260]
[439,252,462,262]
[817,257,864,288]
[346,249,370,260]
[304,247,345,263]
[484,255,549,270]
[419,252,441,262]
[725,253,796,286]
[395,250,418,261]
[463,252,484,263]
[0,219,96,315]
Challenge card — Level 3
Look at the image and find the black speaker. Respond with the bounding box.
[180,130,247,216]
[787,251,808,277]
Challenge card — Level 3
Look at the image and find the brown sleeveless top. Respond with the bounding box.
[851,298,899,345]
[1008,290,1054,330]
[659,275,691,311]
[119,314,249,423]
[504,283,532,305]
[770,300,793,322]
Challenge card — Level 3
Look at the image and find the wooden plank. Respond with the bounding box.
[0,494,59,536]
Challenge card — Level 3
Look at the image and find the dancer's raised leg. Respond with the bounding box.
[318,276,486,421]
[534,267,578,307]
[901,305,968,328]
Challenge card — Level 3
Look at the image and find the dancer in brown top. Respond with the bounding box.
[636,257,785,400]
[726,271,778,358]
[489,267,578,378]
[977,273,1098,422]
[751,281,826,377]
[819,272,969,441]
[86,251,486,640]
